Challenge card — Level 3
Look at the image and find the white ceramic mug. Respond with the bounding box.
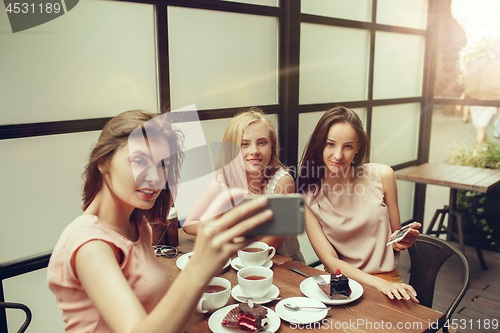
[237,241,275,267]
[237,266,273,298]
[196,277,231,313]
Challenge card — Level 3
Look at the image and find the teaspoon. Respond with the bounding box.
[284,303,330,311]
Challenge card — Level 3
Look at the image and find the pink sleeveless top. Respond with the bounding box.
[306,163,398,274]
[47,214,170,333]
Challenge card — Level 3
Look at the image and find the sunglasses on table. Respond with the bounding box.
[153,245,189,258]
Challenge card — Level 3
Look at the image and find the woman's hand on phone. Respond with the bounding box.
[391,222,421,251]
[188,189,273,280]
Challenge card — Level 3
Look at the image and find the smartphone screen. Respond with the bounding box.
[386,224,411,246]
[243,194,305,236]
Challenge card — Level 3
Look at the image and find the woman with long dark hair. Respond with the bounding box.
[298,106,421,302]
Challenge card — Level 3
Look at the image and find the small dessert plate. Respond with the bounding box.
[230,257,272,271]
[231,284,280,304]
[208,304,281,333]
[275,297,328,324]
[176,252,230,271]
[300,275,363,305]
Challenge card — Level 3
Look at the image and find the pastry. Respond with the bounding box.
[221,301,268,331]
[318,269,352,300]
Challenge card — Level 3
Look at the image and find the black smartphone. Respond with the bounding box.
[242,194,305,236]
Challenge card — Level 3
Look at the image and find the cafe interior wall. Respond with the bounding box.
[0,0,429,331]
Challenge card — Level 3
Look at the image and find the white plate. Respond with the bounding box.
[275,297,329,324]
[176,252,230,271]
[230,257,273,271]
[231,284,280,304]
[208,304,281,333]
[300,275,363,305]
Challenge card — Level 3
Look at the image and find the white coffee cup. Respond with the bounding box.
[237,241,275,267]
[196,277,231,313]
[237,266,273,298]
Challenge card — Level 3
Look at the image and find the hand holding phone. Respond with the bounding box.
[386,224,412,246]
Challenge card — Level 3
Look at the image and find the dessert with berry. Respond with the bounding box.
[318,269,352,300]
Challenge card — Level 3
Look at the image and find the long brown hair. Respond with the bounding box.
[82,110,184,223]
[297,106,369,200]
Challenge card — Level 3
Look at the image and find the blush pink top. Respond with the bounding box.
[47,214,170,333]
[306,163,398,274]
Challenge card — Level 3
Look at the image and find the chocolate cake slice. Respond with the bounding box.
[318,269,352,300]
[221,302,268,331]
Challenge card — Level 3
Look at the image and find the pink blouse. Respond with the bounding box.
[306,163,398,274]
[47,214,170,333]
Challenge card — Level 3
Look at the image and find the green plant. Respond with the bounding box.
[447,140,500,169]
[447,140,500,252]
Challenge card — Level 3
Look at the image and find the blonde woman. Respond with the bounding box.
[183,107,304,263]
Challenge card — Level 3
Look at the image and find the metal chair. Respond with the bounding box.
[0,302,32,333]
[426,205,487,270]
[408,234,470,333]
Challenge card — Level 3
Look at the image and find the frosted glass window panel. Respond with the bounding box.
[0,1,158,125]
[4,269,65,333]
[0,131,101,263]
[297,232,319,266]
[301,0,372,22]
[397,180,415,222]
[168,7,279,111]
[220,0,278,6]
[300,24,370,105]
[298,109,366,164]
[373,32,425,100]
[200,113,277,146]
[376,0,428,30]
[370,103,420,166]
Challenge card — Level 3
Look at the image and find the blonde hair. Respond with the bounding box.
[215,107,286,188]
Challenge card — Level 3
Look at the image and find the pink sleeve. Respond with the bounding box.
[48,215,131,289]
[183,178,224,226]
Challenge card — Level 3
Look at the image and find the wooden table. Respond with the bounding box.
[156,230,444,333]
[395,162,500,269]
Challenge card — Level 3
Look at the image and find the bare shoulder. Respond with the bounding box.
[274,173,295,194]
[277,173,294,185]
[378,164,395,179]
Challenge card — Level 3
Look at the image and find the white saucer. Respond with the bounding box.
[176,252,231,271]
[231,284,280,304]
[230,257,273,271]
[208,304,280,333]
[275,297,329,324]
[300,275,363,305]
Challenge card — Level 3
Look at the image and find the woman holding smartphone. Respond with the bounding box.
[47,110,272,333]
[183,107,304,263]
[297,106,421,302]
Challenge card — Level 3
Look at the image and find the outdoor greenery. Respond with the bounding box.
[447,140,500,252]
[459,35,500,70]
[458,35,500,85]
